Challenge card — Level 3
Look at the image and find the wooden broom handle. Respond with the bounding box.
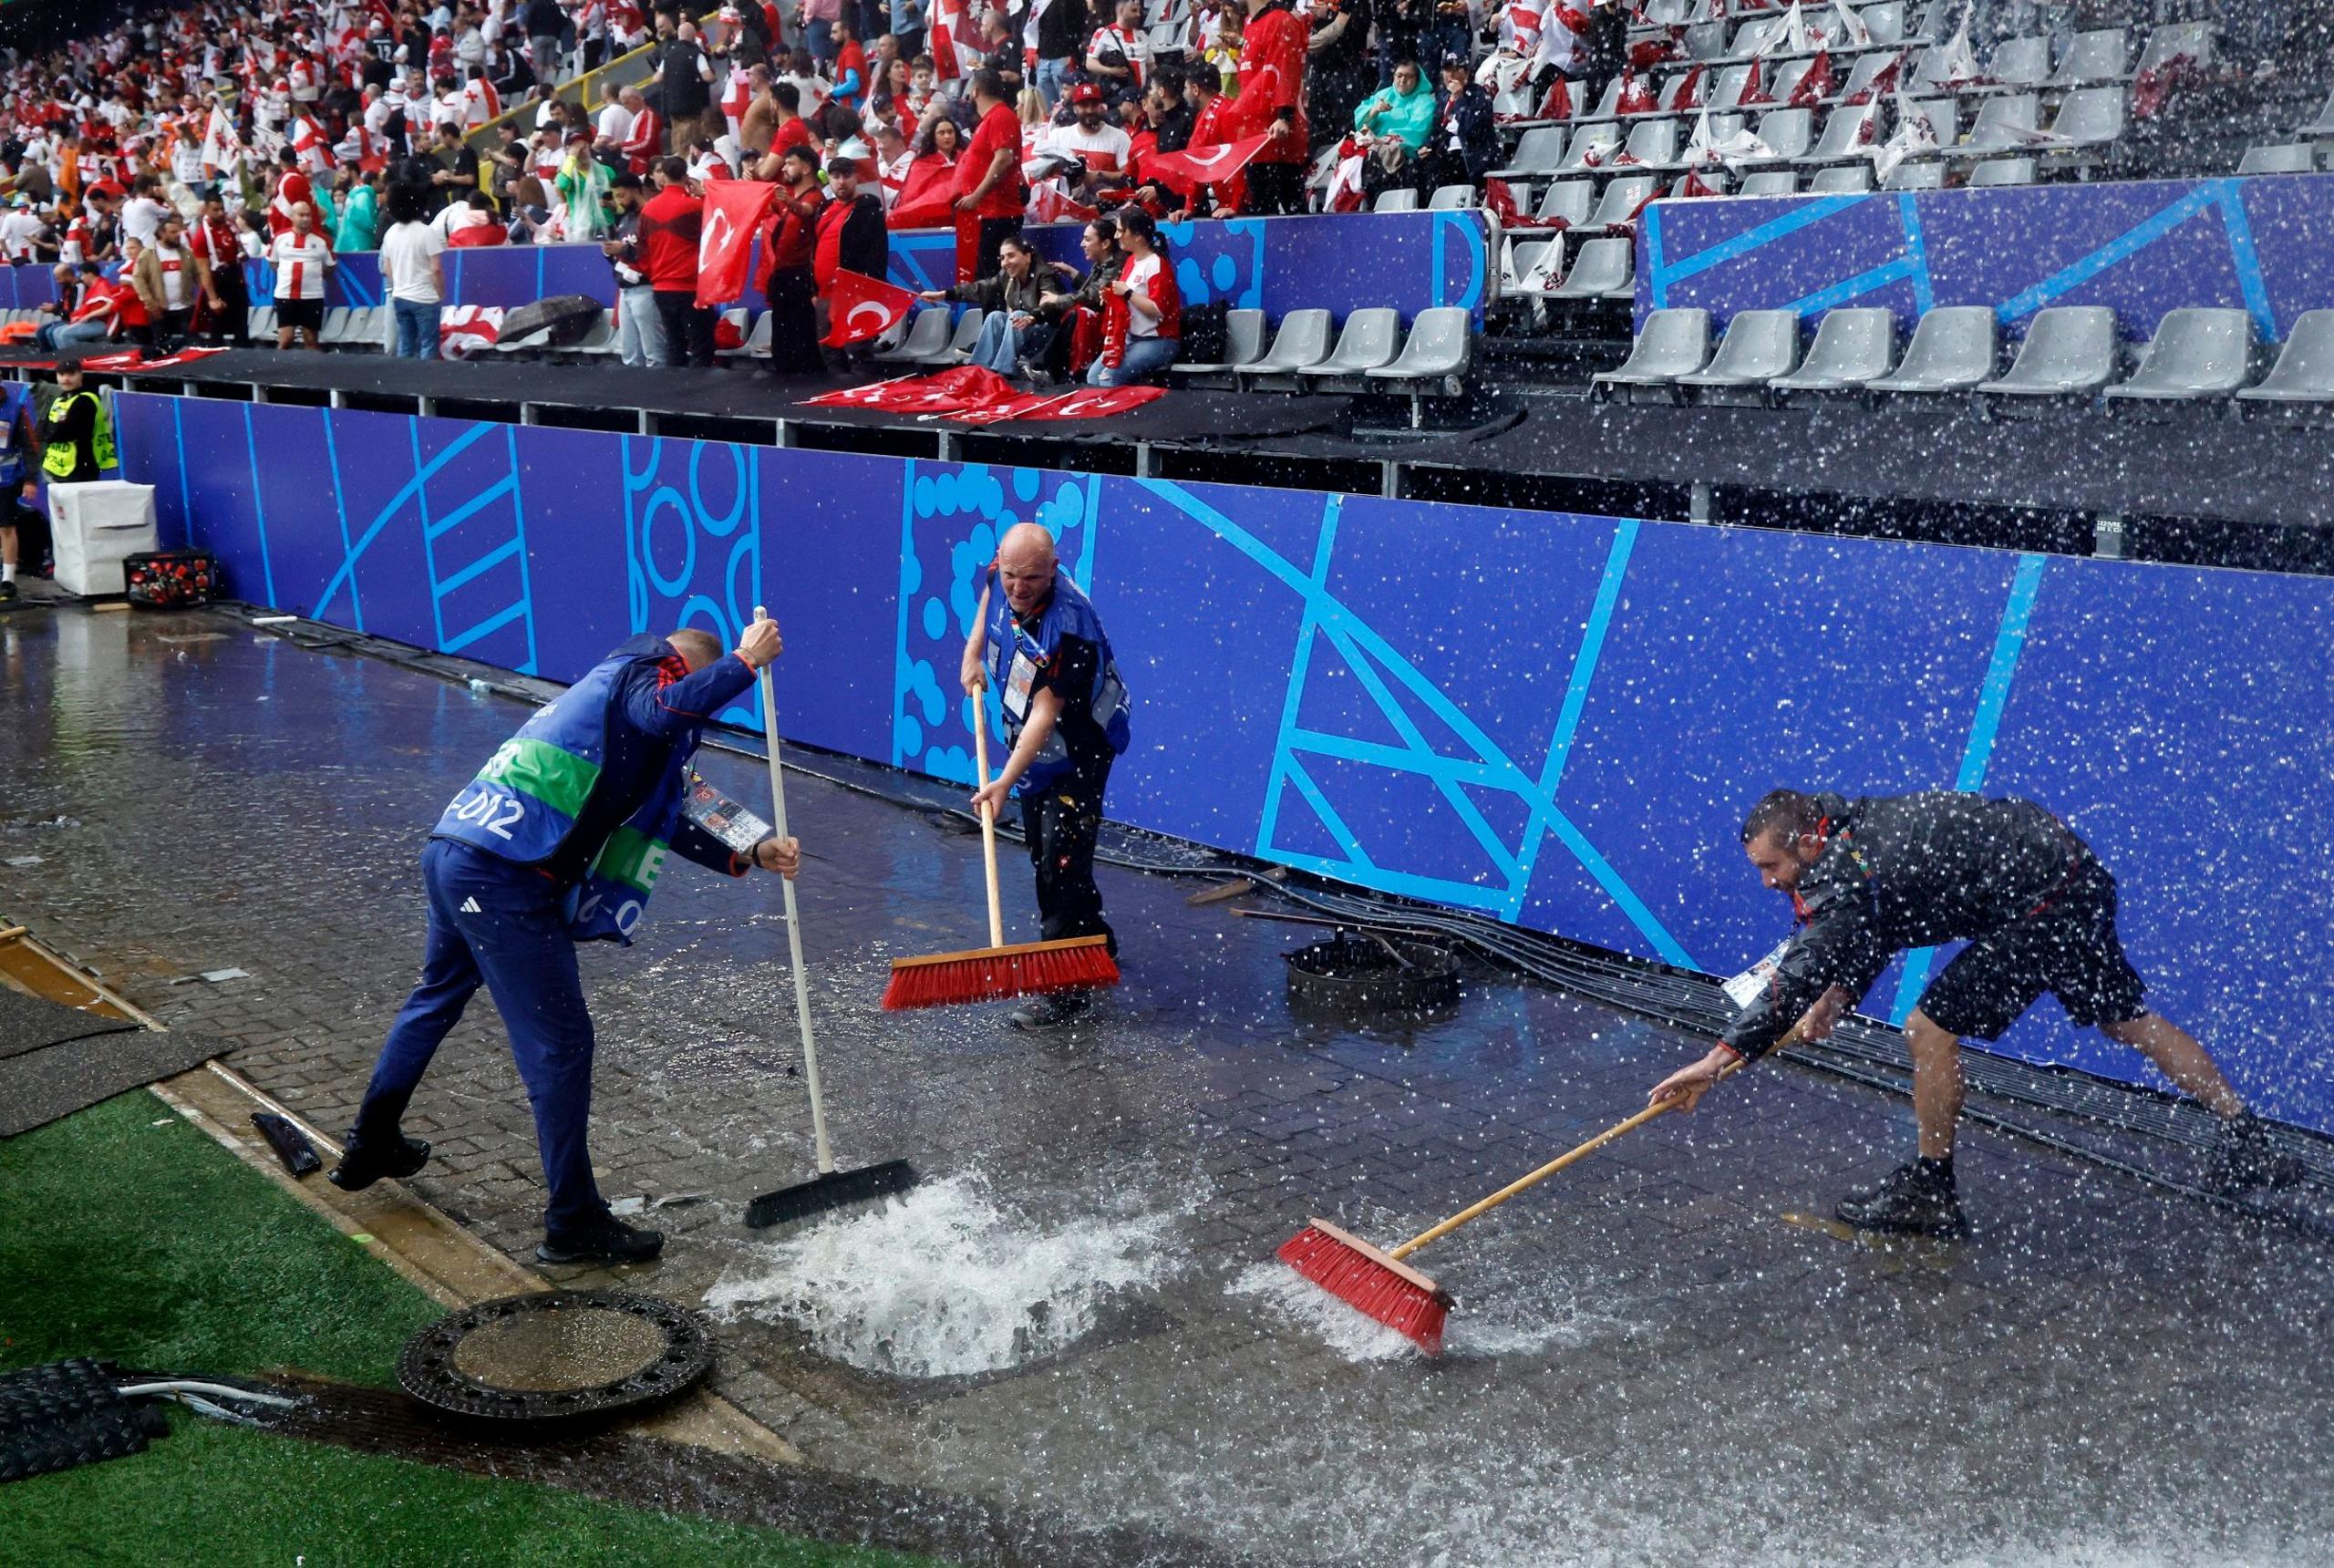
[973,705,1006,949]
[1388,1034,1790,1262]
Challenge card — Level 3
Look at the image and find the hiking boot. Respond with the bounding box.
[2203,1112,2304,1195]
[1007,989,1091,1031]
[1834,1159,1968,1239]
[326,1133,430,1192]
[0,580,15,604]
[536,1212,666,1265]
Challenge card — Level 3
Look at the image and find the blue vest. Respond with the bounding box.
[985,573,1131,793]
[433,643,691,945]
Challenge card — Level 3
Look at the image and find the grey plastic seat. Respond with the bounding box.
[715,308,771,360]
[1743,108,1812,164]
[1535,178,1595,227]
[2302,88,2334,140]
[709,306,749,356]
[2048,28,2127,88]
[1802,103,1879,164]
[935,308,987,365]
[1978,306,2120,398]
[1240,307,1334,387]
[2104,308,2257,403]
[1866,305,1997,392]
[1987,36,2049,88]
[569,312,618,356]
[2133,21,2211,76]
[1428,183,1479,210]
[1709,63,1756,109]
[250,306,277,338]
[1559,123,1623,170]
[1172,307,1267,383]
[1585,174,1659,231]
[1769,306,1895,394]
[1591,307,1712,401]
[1832,51,1902,105]
[1372,187,1420,212]
[2236,143,2312,175]
[1809,162,1874,191]
[1903,97,1956,144]
[1492,127,1569,180]
[1300,307,1403,385]
[1767,57,1817,106]
[1677,308,1802,403]
[2045,87,2124,151]
[1506,238,1567,297]
[1730,16,1787,58]
[2237,311,2334,408]
[1550,236,1636,301]
[1969,156,2035,186]
[1862,0,1905,45]
[1575,76,1627,122]
[1882,159,1945,190]
[1961,94,2040,154]
[1620,118,1682,170]
[1735,169,1798,196]
[315,306,354,346]
[1367,307,1473,424]
[1686,19,1730,60]
[873,305,955,364]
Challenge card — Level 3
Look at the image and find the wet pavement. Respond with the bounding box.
[5,604,2333,1567]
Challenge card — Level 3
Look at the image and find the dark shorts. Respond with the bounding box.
[275,297,325,332]
[1916,871,2148,1041]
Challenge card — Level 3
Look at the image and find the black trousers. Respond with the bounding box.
[764,265,822,374]
[652,288,716,366]
[1244,160,1306,216]
[1021,763,1115,955]
[208,275,250,345]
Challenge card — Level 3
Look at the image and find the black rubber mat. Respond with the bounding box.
[0,986,142,1064]
[0,1002,227,1138]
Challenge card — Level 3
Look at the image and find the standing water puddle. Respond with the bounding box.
[705,1171,1186,1377]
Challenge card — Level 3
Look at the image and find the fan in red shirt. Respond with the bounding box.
[635,156,715,366]
[1090,205,1179,387]
[1230,0,1308,214]
[267,150,315,237]
[758,142,826,376]
[952,68,1024,284]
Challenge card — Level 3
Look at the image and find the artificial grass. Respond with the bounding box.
[0,1092,935,1568]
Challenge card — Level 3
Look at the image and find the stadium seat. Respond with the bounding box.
[2104,308,2257,403]
[1734,170,1798,196]
[1591,307,1712,402]
[1428,184,1479,210]
[1768,307,1896,396]
[2300,87,2334,142]
[1977,306,2120,400]
[1865,305,1997,393]
[1730,16,1788,58]
[1902,97,1957,144]
[1861,1,1906,47]
[1620,119,1682,170]
[1584,174,1659,231]
[2133,21,2213,77]
[1708,63,1756,110]
[2044,87,2124,154]
[2236,310,2334,411]
[1677,309,1801,404]
[710,307,752,358]
[1504,238,1567,300]
[1171,306,1266,387]
[1968,156,2035,186]
[2047,28,2129,88]
[873,305,953,364]
[1882,159,1945,190]
[1492,127,1569,181]
[1986,36,2050,89]
[1534,178,1595,226]
[2237,144,2314,175]
[1575,77,1627,122]
[315,306,352,346]
[1685,20,1729,60]
[1832,52,1904,105]
[569,311,617,357]
[1961,94,2040,156]
[1768,57,1818,106]
[1366,307,1473,424]
[1559,123,1623,170]
[249,306,276,338]
[1802,103,1879,164]
[1372,188,1420,212]
[1809,163,1874,191]
[1549,236,1635,302]
[1908,0,1957,43]
[1239,307,1334,388]
[1299,306,1402,388]
[491,327,553,357]
[346,305,387,348]
[937,309,986,364]
[1742,108,1812,164]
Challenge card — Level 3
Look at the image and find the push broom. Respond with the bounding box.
[1281,1032,1795,1354]
[742,608,917,1229]
[878,696,1119,1009]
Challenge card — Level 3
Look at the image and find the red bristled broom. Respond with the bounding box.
[880,707,1120,1009]
[1281,1048,1767,1353]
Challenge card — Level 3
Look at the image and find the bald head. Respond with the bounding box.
[996,523,1058,615]
[667,628,723,669]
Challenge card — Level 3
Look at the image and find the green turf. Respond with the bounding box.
[0,1092,936,1567]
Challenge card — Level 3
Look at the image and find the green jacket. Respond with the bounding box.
[1353,79,1437,150]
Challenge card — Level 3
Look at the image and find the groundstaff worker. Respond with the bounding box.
[1651,789,2301,1237]
[331,624,800,1264]
[961,522,1131,1030]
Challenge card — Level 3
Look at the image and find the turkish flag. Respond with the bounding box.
[1142,132,1273,197]
[1016,385,1166,419]
[697,181,777,307]
[888,160,956,231]
[822,269,921,347]
[797,375,924,407]
[945,390,1075,425]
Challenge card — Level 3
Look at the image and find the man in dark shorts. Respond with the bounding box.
[1649,789,2300,1236]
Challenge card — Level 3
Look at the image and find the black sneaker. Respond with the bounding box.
[536,1212,666,1265]
[0,580,15,604]
[1834,1160,1969,1239]
[1007,989,1091,1031]
[2203,1112,2304,1195]
[326,1133,430,1192]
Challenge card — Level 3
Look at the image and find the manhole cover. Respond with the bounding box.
[1285,932,1461,1018]
[398,1291,712,1425]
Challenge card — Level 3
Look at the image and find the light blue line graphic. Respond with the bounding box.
[411,421,444,648]
[1645,203,1667,308]
[1896,193,1936,315]
[434,536,522,595]
[1889,552,2049,1025]
[1994,187,2217,325]
[2212,179,2278,343]
[442,601,529,654]
[422,474,517,540]
[1255,496,1340,857]
[1786,255,1918,319]
[170,399,191,547]
[319,409,363,632]
[310,418,497,618]
[1659,194,1872,287]
[501,426,539,675]
[891,459,921,768]
[241,404,277,608]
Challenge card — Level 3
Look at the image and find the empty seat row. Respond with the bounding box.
[1595,304,2334,412]
[1172,306,1472,409]
[1369,184,1482,213]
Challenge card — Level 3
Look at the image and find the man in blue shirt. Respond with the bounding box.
[330,621,800,1265]
[961,521,1132,1029]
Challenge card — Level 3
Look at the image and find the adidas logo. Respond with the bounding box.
[460,897,482,913]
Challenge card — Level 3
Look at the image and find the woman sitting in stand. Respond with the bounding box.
[1089,205,1180,387]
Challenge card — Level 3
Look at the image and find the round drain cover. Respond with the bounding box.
[1285,932,1461,1018]
[398,1291,713,1425]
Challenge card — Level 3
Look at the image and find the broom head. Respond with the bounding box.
[1277,1216,1452,1356]
[881,934,1120,1011]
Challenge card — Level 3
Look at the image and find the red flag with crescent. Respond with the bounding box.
[821,269,920,347]
[697,181,777,306]
[1141,132,1273,198]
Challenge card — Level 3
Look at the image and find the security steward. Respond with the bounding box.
[1651,789,2301,1237]
[37,358,114,485]
[331,623,801,1265]
[960,521,1131,1030]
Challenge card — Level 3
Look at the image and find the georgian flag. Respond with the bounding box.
[930,0,984,80]
[1870,90,1938,180]
[822,269,920,347]
[439,305,503,359]
[1834,0,1873,47]
[289,111,336,174]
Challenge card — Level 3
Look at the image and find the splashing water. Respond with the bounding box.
[1229,1259,1614,1363]
[705,1171,1182,1377]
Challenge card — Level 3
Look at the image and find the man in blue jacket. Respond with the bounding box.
[330,621,800,1265]
[961,521,1132,1029]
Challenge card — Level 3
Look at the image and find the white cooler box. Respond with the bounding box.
[50,481,160,596]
